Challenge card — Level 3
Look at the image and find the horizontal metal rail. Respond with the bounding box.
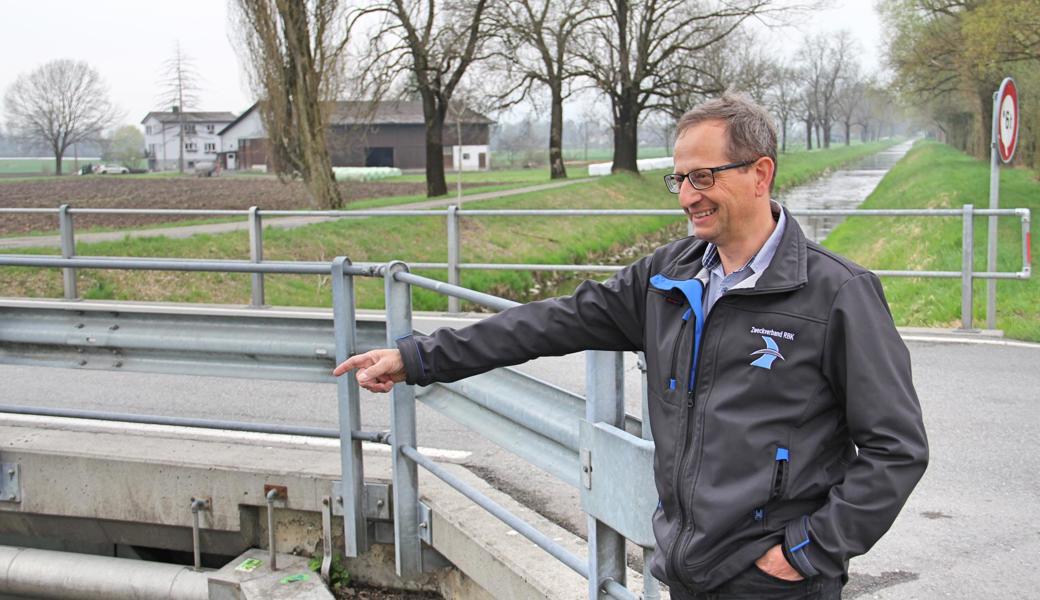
[0,255,377,276]
[0,403,389,443]
[400,444,589,578]
[394,271,521,312]
[0,206,1025,217]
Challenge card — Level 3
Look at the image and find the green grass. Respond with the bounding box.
[823,141,1038,342]
[0,139,901,311]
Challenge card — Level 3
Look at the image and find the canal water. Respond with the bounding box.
[774,140,915,242]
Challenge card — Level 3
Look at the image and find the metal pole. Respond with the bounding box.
[332,257,367,557]
[447,205,461,314]
[987,91,1000,330]
[960,204,976,332]
[585,351,627,599]
[248,206,265,307]
[635,353,661,600]
[385,261,422,578]
[266,488,279,571]
[58,204,77,300]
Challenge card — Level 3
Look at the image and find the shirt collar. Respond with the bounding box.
[701,201,786,276]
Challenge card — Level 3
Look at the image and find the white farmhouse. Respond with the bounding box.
[141,108,236,171]
[216,107,266,171]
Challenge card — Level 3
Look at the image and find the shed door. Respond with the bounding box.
[365,147,394,167]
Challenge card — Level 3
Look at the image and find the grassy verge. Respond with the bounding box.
[0,140,899,310]
[823,141,1038,342]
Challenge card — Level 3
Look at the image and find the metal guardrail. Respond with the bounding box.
[0,254,655,599]
[0,203,1031,329]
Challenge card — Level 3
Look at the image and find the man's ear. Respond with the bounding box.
[754,157,775,197]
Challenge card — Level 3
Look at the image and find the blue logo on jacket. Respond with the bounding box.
[750,336,784,369]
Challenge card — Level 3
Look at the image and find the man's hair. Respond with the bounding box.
[675,92,778,191]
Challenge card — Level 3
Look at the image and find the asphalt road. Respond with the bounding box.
[1,320,1037,599]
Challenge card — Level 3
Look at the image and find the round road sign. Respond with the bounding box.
[997,77,1019,163]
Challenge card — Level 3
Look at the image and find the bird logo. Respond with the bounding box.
[750,336,784,370]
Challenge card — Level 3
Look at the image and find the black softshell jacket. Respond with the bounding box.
[396,208,928,592]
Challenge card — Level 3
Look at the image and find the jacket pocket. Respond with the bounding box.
[753,447,790,523]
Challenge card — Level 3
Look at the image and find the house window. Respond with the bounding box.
[185,142,197,152]
[148,144,156,156]
[183,124,196,134]
[204,142,216,153]
[463,153,471,160]
[145,125,153,135]
[206,124,215,134]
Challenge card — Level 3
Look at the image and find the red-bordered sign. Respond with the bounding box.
[997,78,1019,163]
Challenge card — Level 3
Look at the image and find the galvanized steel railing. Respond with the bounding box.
[0,254,657,599]
[0,203,1031,329]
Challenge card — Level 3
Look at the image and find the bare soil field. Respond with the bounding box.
[0,177,494,236]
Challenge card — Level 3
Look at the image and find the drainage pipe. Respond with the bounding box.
[0,545,210,599]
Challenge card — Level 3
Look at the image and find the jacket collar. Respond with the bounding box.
[657,204,808,294]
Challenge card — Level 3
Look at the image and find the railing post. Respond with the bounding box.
[332,257,367,557]
[585,350,627,599]
[385,261,422,578]
[635,352,661,600]
[248,206,264,307]
[447,205,461,314]
[58,204,77,300]
[959,204,976,332]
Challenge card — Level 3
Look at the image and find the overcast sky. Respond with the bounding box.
[0,0,884,131]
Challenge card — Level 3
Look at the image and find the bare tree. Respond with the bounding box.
[3,59,119,176]
[355,0,493,197]
[767,63,800,153]
[799,32,855,148]
[489,0,604,179]
[834,70,866,146]
[232,0,350,209]
[575,0,775,173]
[155,42,203,173]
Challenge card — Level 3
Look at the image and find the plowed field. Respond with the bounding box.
[0,177,483,236]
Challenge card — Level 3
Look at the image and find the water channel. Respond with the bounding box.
[774,140,915,242]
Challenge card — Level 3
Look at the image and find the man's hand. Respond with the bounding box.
[754,544,804,581]
[333,349,406,393]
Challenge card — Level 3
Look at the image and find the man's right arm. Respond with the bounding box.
[336,255,652,390]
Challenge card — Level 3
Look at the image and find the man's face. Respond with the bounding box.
[672,120,765,247]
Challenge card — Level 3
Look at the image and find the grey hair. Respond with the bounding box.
[675,92,778,191]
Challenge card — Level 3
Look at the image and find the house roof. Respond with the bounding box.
[330,101,494,126]
[217,100,493,136]
[141,111,237,125]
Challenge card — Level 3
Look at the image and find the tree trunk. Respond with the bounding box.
[815,123,822,148]
[611,97,639,173]
[424,95,448,197]
[548,83,567,179]
[805,118,813,150]
[53,146,64,176]
[780,117,788,154]
[844,120,851,145]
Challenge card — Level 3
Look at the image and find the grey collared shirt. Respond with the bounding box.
[696,202,786,316]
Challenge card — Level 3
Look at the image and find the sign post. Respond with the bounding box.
[986,77,1019,330]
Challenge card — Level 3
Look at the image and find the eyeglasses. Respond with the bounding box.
[663,160,756,193]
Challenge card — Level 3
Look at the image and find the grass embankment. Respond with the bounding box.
[823,141,1038,342]
[0,140,898,310]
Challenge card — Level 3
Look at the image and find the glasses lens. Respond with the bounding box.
[691,169,714,189]
[664,175,680,193]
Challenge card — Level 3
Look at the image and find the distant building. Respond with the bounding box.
[141,108,236,171]
[218,100,493,172]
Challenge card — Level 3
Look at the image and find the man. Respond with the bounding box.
[334,93,928,599]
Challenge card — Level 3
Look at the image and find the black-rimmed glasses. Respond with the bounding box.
[663,159,756,193]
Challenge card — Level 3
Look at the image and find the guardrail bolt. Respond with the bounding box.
[78,360,87,366]
[75,323,84,329]
[109,324,119,331]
